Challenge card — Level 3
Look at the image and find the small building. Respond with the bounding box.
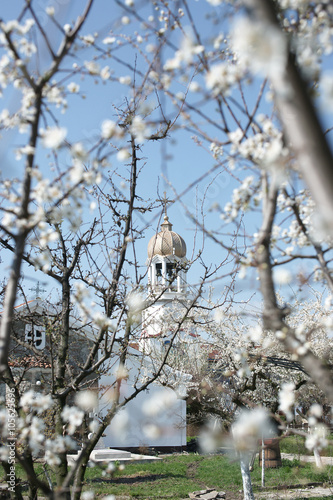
[1,299,97,400]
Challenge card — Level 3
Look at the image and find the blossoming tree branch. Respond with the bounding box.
[0,1,333,500]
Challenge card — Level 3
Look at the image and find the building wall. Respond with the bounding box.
[99,349,186,450]
[2,304,98,398]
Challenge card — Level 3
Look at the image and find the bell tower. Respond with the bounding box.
[147,213,187,295]
[141,200,188,353]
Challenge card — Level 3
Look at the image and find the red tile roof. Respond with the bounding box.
[9,355,52,369]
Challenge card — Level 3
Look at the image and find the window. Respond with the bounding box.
[166,263,178,290]
[166,263,176,278]
[25,324,46,350]
[156,263,162,279]
[163,339,179,351]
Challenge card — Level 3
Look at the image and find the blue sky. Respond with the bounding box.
[0,1,239,301]
[0,1,331,312]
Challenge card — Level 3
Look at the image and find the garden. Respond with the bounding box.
[2,436,333,500]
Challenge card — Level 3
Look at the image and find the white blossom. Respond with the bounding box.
[101,119,117,139]
[84,61,100,75]
[199,418,225,453]
[100,66,111,80]
[61,405,84,434]
[75,391,98,412]
[119,75,131,85]
[89,419,99,434]
[69,159,84,183]
[46,6,55,16]
[81,34,95,45]
[19,39,37,58]
[305,424,328,451]
[142,390,177,417]
[129,116,150,142]
[103,36,116,45]
[206,62,243,96]
[33,177,61,203]
[143,423,162,439]
[232,18,288,79]
[309,403,323,419]
[74,281,89,301]
[189,81,200,92]
[297,45,320,80]
[41,127,67,149]
[115,364,129,381]
[110,410,129,442]
[33,249,52,272]
[232,408,271,451]
[214,308,224,323]
[164,31,204,70]
[247,326,262,344]
[67,82,80,93]
[39,229,59,249]
[274,268,292,285]
[44,434,76,464]
[324,295,332,311]
[15,144,35,160]
[126,290,145,323]
[20,416,45,453]
[43,83,67,110]
[117,148,131,161]
[278,382,295,421]
[71,142,88,161]
[93,311,115,330]
[20,391,53,413]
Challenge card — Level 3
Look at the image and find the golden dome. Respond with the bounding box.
[148,216,186,259]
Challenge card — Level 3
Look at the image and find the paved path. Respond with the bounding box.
[256,485,333,499]
[281,452,333,466]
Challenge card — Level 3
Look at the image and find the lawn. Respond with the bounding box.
[2,451,332,499]
[2,434,333,500]
[280,434,333,457]
[81,454,332,499]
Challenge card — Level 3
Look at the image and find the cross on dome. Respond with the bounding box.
[157,191,174,218]
[29,281,46,299]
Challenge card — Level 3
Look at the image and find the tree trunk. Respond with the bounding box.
[53,399,69,499]
[239,452,255,500]
[314,448,323,468]
[25,453,38,500]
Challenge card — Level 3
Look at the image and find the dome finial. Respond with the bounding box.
[161,214,172,232]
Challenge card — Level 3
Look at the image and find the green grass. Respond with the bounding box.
[82,454,333,499]
[2,453,333,499]
[84,455,208,499]
[280,434,333,457]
